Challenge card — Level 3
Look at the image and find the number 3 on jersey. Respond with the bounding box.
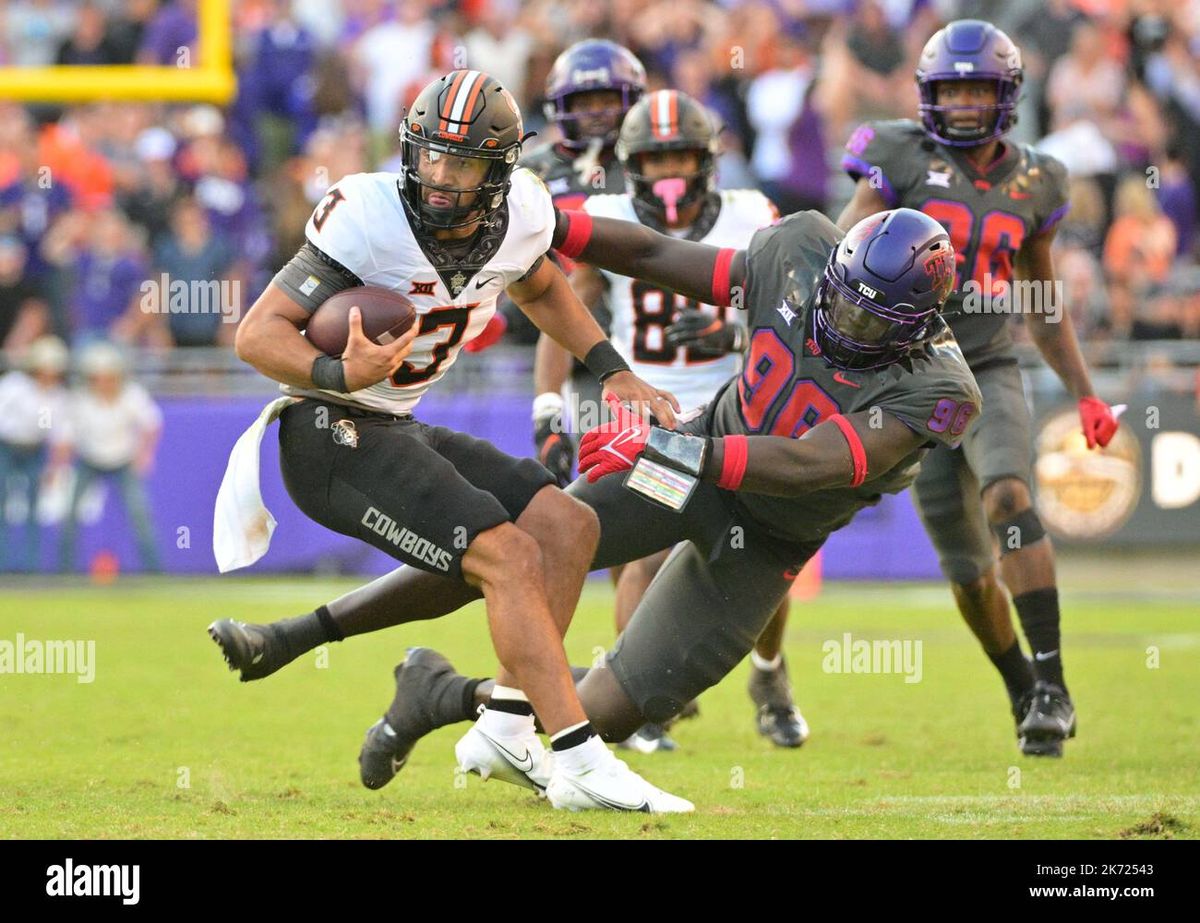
[738,329,840,436]
[390,304,477,387]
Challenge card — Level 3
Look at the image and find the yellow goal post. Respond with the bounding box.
[0,0,234,104]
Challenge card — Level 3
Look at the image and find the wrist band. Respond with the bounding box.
[312,354,347,392]
[557,210,593,260]
[584,340,630,383]
[828,414,867,487]
[716,434,748,490]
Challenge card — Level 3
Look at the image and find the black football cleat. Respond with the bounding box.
[1016,681,1076,757]
[748,657,810,748]
[207,618,291,682]
[358,647,458,790]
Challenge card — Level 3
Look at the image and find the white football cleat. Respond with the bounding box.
[546,752,694,814]
[454,722,553,794]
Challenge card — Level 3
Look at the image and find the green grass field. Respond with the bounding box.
[1,573,1197,839]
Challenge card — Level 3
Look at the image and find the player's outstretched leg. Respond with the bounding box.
[983,477,1075,757]
[613,550,681,754]
[359,647,479,789]
[747,600,809,748]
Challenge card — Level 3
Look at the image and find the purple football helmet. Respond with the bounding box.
[916,19,1023,147]
[813,209,956,372]
[544,39,646,150]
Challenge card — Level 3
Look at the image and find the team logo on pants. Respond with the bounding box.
[332,419,359,448]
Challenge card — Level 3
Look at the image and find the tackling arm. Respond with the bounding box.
[552,209,747,307]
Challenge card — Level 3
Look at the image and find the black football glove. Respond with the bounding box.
[665,308,748,357]
[533,393,575,488]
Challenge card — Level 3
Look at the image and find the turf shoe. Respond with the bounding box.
[207,618,291,682]
[1017,681,1076,757]
[748,656,810,747]
[546,751,694,814]
[358,647,462,790]
[455,714,553,793]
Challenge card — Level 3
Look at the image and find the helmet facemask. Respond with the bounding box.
[399,129,518,231]
[624,148,714,225]
[917,75,1021,147]
[813,260,940,372]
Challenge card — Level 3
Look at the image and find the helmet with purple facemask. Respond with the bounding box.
[916,19,1023,147]
[544,39,646,150]
[813,209,956,372]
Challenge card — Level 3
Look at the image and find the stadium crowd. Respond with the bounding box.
[0,0,1196,355]
[0,0,1197,573]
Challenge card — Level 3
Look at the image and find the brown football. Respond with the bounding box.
[304,286,417,356]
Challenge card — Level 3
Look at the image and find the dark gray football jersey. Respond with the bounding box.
[843,119,1069,363]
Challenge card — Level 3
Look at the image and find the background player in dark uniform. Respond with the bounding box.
[204,207,982,801]
[522,39,646,486]
[837,20,1121,756]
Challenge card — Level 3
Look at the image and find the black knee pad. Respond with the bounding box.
[991,507,1047,555]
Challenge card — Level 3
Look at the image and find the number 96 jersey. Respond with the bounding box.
[583,189,778,412]
[706,210,983,546]
[842,119,1069,365]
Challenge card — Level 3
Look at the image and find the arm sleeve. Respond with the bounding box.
[271,241,363,313]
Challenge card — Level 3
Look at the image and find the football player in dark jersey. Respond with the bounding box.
[837,20,1121,756]
[523,39,647,486]
[204,207,984,807]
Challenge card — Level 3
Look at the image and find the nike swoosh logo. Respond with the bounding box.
[569,778,652,812]
[488,737,535,774]
[475,276,499,288]
[1034,650,1059,661]
[832,371,860,388]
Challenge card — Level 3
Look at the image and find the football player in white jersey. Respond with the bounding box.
[534,90,809,753]
[209,71,693,813]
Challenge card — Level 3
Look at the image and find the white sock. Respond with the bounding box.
[751,651,782,671]
[480,686,535,738]
[552,728,609,774]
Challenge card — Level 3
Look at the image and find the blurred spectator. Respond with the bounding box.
[353,0,435,151]
[55,1,122,66]
[0,335,68,572]
[53,341,162,573]
[240,0,320,174]
[3,0,74,67]
[0,236,51,350]
[746,30,827,214]
[1157,144,1198,257]
[150,197,236,348]
[1046,21,1126,133]
[137,0,197,66]
[1104,174,1178,289]
[118,127,185,249]
[103,0,158,64]
[40,208,148,344]
[465,0,534,105]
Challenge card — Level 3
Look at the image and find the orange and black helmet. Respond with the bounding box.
[399,70,526,231]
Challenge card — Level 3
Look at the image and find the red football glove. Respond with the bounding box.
[1079,396,1119,449]
[463,312,507,353]
[578,394,651,483]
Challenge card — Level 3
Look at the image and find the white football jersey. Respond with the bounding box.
[583,189,777,412]
[292,167,555,415]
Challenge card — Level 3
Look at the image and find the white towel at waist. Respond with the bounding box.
[213,396,302,573]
